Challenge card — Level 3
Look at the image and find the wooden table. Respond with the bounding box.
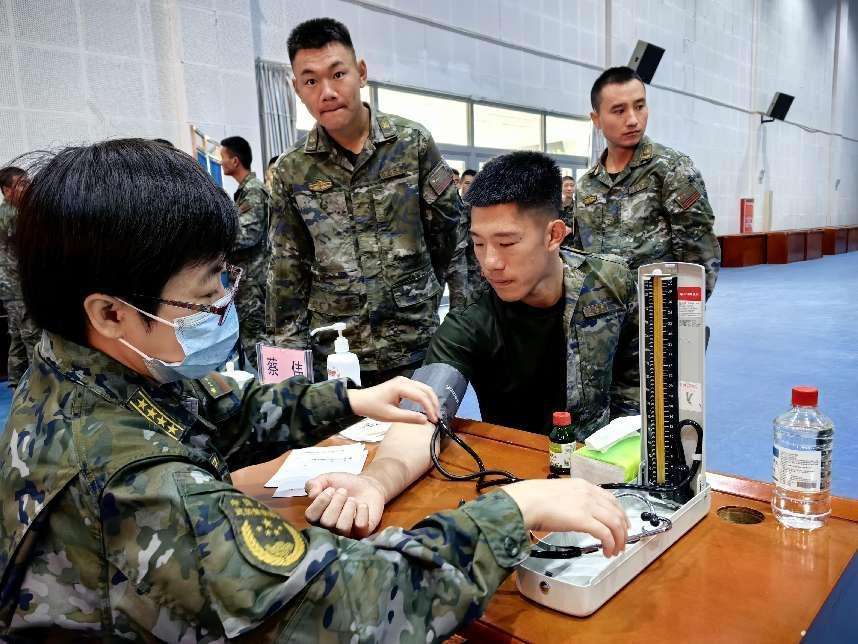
[805,229,824,260]
[822,227,848,255]
[717,233,767,267]
[233,421,858,644]
[766,230,806,264]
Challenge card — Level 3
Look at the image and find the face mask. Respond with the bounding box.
[117,294,239,383]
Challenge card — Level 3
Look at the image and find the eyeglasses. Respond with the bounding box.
[128,263,243,326]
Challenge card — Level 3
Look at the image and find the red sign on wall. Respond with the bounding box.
[740,198,754,233]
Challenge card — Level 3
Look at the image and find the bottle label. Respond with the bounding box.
[549,441,574,470]
[773,446,822,492]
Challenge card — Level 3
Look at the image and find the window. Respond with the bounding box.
[295,86,371,133]
[546,115,592,157]
[443,157,467,175]
[474,105,541,151]
[377,88,467,146]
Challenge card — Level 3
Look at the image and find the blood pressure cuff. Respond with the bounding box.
[399,363,468,427]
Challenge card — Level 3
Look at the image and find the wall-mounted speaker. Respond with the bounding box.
[764,92,795,122]
[628,40,665,84]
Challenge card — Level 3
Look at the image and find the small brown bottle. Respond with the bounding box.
[548,411,574,476]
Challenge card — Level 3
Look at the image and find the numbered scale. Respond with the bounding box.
[517,263,711,616]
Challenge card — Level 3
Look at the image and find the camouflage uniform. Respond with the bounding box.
[574,136,721,298]
[560,200,576,248]
[231,171,271,369]
[426,249,639,441]
[446,203,487,306]
[0,201,39,386]
[0,333,531,642]
[267,107,467,382]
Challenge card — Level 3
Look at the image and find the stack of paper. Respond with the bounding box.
[339,418,391,443]
[266,443,368,498]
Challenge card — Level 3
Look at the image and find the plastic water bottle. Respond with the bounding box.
[771,386,834,530]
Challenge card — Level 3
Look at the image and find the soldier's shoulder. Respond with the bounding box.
[647,139,692,168]
[379,111,432,140]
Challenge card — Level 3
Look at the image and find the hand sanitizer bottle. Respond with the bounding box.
[310,323,361,386]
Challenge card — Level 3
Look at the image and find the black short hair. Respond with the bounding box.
[0,166,26,190]
[151,138,174,148]
[16,139,237,345]
[220,136,252,169]
[591,66,645,111]
[268,155,279,169]
[464,151,561,217]
[451,168,460,177]
[461,169,477,179]
[287,18,354,63]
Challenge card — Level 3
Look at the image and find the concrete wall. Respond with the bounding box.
[1,0,856,229]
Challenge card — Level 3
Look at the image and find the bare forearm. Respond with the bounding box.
[362,421,435,502]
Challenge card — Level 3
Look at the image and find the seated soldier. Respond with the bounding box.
[0,139,629,642]
[305,151,639,537]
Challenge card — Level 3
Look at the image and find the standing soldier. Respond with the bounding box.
[574,67,720,298]
[268,18,467,385]
[220,136,270,368]
[0,166,39,387]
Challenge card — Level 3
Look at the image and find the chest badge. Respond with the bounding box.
[583,195,598,206]
[307,178,333,193]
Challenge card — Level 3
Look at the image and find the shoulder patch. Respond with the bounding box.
[307,178,333,193]
[583,195,598,206]
[198,373,234,400]
[675,183,702,210]
[428,161,454,197]
[128,390,187,441]
[221,495,306,575]
[238,201,252,214]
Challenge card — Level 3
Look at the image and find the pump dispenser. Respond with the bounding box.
[310,323,361,386]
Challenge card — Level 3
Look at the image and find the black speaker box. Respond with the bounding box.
[766,92,794,121]
[628,40,665,84]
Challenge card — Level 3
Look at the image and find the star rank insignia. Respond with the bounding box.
[129,390,186,441]
[221,495,306,575]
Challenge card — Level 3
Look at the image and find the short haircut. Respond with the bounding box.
[287,18,354,63]
[562,175,575,183]
[461,169,477,179]
[151,138,174,148]
[451,168,460,177]
[16,139,237,345]
[0,166,26,190]
[591,66,645,111]
[464,151,561,217]
[268,155,279,169]
[220,136,252,169]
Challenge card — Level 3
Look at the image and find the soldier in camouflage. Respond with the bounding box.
[220,136,271,369]
[0,138,630,641]
[268,18,470,386]
[574,67,721,298]
[303,152,639,537]
[0,167,40,388]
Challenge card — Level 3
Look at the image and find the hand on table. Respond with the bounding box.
[305,472,386,538]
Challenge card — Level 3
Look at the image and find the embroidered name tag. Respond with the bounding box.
[629,180,649,196]
[582,195,598,206]
[583,301,618,317]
